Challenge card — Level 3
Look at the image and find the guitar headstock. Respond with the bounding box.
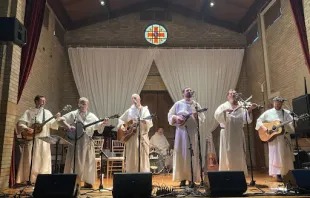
[108,114,120,119]
[62,105,72,112]
[198,108,208,113]
[299,113,310,121]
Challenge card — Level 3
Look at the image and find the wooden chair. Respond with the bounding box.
[93,137,105,178]
[106,140,125,178]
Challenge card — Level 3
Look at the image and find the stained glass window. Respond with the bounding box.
[145,24,168,45]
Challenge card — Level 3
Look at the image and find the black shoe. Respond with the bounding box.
[276,175,283,182]
[188,181,195,188]
[180,180,186,187]
[83,183,93,188]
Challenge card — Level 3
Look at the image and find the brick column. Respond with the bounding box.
[0,0,25,188]
[304,0,310,51]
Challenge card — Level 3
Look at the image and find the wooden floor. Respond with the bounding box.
[2,171,310,197]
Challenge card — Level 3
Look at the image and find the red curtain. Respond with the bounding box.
[289,0,310,73]
[17,0,46,102]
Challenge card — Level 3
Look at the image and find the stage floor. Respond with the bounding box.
[2,171,310,198]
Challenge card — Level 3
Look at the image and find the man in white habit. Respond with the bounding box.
[214,89,255,176]
[150,127,170,155]
[168,87,206,187]
[16,95,60,183]
[118,94,153,172]
[256,96,294,182]
[58,97,107,188]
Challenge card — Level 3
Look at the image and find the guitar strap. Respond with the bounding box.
[282,109,285,133]
[42,109,45,123]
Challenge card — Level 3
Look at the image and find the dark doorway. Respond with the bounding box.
[140,91,175,147]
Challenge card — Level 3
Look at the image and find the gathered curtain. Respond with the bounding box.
[154,49,244,167]
[68,47,244,168]
[68,47,156,126]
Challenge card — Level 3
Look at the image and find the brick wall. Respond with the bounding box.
[266,0,309,100]
[241,0,310,117]
[0,0,25,188]
[142,62,167,91]
[0,2,67,187]
[241,0,310,104]
[65,13,246,47]
[238,0,310,168]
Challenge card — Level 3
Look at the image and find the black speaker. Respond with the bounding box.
[33,174,80,198]
[113,172,152,198]
[284,169,310,194]
[0,17,27,47]
[207,171,247,196]
[292,94,310,134]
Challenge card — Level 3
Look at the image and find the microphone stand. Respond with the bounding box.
[243,101,255,186]
[185,125,194,188]
[194,102,204,187]
[73,111,79,173]
[135,103,141,172]
[27,117,36,185]
[291,112,301,169]
[238,96,265,192]
[81,146,111,195]
[27,107,42,185]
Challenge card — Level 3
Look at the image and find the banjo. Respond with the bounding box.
[67,114,119,141]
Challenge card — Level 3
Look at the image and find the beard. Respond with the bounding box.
[185,92,192,98]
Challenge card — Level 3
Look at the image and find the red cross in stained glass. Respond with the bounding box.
[148,26,165,44]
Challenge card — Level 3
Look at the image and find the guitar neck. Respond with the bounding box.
[83,118,105,129]
[185,108,207,117]
[40,115,56,126]
[278,119,293,128]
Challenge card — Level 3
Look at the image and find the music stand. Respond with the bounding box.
[38,135,72,173]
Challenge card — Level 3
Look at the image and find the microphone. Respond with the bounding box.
[133,97,138,106]
[189,90,195,98]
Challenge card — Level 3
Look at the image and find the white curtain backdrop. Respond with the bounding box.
[68,47,156,126]
[154,49,244,167]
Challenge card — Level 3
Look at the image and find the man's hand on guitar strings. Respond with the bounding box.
[176,116,184,123]
[55,113,61,119]
[101,118,109,126]
[27,127,34,134]
[260,125,268,132]
[68,126,76,132]
[225,108,233,113]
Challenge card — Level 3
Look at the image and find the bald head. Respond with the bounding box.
[131,94,141,106]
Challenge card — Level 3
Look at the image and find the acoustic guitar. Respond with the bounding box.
[22,105,72,141]
[117,114,154,143]
[172,108,208,127]
[258,113,309,142]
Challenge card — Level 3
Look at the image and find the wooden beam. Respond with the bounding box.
[239,0,272,32]
[47,0,72,30]
[68,0,240,32]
